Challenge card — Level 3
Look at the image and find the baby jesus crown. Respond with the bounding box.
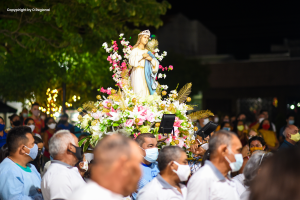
[138,30,150,36]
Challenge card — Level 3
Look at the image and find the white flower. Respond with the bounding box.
[111,54,116,60]
[154,48,160,53]
[163,74,166,79]
[91,125,101,136]
[155,53,159,57]
[81,114,92,129]
[163,51,167,56]
[102,42,108,49]
[106,47,112,53]
[158,73,162,79]
[119,33,124,37]
[107,87,112,91]
[108,112,121,121]
[109,66,113,71]
[118,55,122,60]
[161,85,168,90]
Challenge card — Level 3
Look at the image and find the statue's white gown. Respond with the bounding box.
[129,48,159,98]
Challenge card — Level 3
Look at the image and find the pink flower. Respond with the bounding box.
[145,112,154,122]
[169,65,173,70]
[138,106,148,116]
[162,68,164,71]
[91,111,102,119]
[100,87,107,93]
[173,117,183,127]
[106,90,111,95]
[137,118,145,125]
[113,41,117,45]
[158,134,162,140]
[113,47,118,51]
[177,138,184,148]
[125,119,134,127]
[165,67,168,71]
[102,99,113,108]
[107,56,112,62]
[159,65,163,69]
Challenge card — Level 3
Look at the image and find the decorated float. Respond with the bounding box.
[76,30,214,156]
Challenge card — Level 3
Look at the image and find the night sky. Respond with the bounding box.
[167,1,300,58]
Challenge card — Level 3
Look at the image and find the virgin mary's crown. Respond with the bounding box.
[138,30,150,36]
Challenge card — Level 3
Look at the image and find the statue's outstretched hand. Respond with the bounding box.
[142,53,149,58]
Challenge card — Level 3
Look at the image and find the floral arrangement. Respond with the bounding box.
[77,33,214,153]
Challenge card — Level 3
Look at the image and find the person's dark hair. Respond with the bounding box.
[258,119,273,131]
[157,146,185,171]
[41,117,55,133]
[9,114,19,121]
[249,147,300,200]
[220,122,231,129]
[259,109,268,115]
[201,150,210,166]
[24,117,34,125]
[31,102,39,108]
[209,130,233,156]
[61,113,69,119]
[248,136,266,147]
[7,126,32,153]
[33,136,43,144]
[0,116,4,123]
[286,114,295,120]
[135,133,155,147]
[0,144,8,162]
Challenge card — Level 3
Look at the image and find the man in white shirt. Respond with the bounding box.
[68,133,143,200]
[187,130,243,200]
[41,130,86,200]
[137,146,189,200]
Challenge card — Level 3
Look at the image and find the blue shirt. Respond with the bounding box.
[132,162,159,200]
[0,158,43,200]
[279,140,294,150]
[57,123,73,130]
[0,131,7,148]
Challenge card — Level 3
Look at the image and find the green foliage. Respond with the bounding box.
[0,0,171,106]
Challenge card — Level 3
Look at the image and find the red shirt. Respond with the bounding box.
[33,118,45,134]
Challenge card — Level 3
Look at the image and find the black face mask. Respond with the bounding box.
[68,144,83,162]
[12,120,21,127]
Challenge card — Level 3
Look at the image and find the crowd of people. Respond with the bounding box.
[0,105,300,200]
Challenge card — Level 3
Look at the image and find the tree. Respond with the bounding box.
[0,0,171,109]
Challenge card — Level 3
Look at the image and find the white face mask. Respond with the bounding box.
[224,148,243,172]
[48,123,56,130]
[172,161,191,182]
[201,143,209,150]
[81,160,88,171]
[258,118,264,123]
[27,125,35,132]
[214,117,219,123]
[203,118,209,125]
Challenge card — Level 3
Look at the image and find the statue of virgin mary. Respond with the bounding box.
[129,30,159,97]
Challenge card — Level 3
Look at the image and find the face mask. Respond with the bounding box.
[288,120,295,125]
[48,123,56,130]
[224,149,243,172]
[223,127,231,131]
[81,160,89,171]
[262,124,270,130]
[68,144,83,162]
[201,143,209,150]
[141,147,158,163]
[0,124,5,131]
[22,113,28,118]
[214,117,219,123]
[290,133,300,142]
[250,146,264,153]
[13,120,21,127]
[203,118,209,125]
[172,161,191,181]
[24,144,38,160]
[27,125,35,132]
[237,125,244,131]
[258,118,264,123]
[32,110,40,117]
[41,116,46,121]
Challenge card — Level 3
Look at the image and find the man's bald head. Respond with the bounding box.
[283,125,298,137]
[93,134,132,168]
[92,133,143,196]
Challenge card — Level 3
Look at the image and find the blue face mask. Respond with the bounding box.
[141,147,159,163]
[0,124,5,132]
[289,120,295,125]
[24,144,38,160]
[225,149,243,172]
[223,127,231,131]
